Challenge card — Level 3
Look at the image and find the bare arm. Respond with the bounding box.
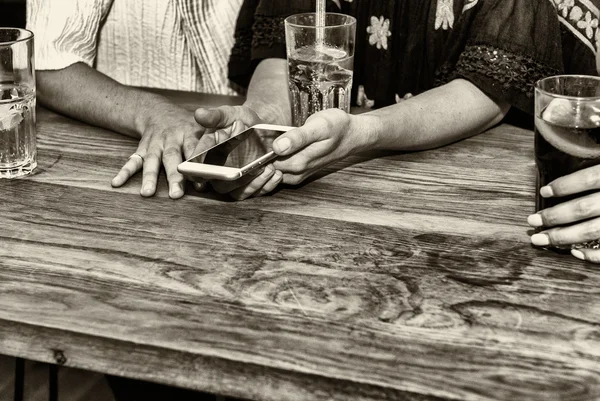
[37,63,205,199]
[360,78,510,151]
[270,77,511,185]
[240,59,507,151]
[37,62,192,138]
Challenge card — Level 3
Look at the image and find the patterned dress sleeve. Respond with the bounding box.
[26,0,113,70]
[554,0,599,76]
[448,0,566,115]
[228,0,340,88]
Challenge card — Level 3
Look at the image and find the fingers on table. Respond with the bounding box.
[529,192,600,228]
[543,164,600,197]
[141,153,161,197]
[532,216,600,247]
[112,153,144,188]
[229,165,280,201]
[571,247,600,262]
[162,145,185,199]
[255,169,283,197]
[211,164,278,200]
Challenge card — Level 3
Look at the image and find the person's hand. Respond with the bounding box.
[527,164,600,262]
[111,104,205,199]
[192,105,285,200]
[272,108,376,185]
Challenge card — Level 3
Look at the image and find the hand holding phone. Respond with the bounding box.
[177,124,294,181]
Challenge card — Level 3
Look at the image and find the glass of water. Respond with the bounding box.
[0,28,36,178]
[285,13,356,127]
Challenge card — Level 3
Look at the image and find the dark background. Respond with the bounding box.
[1,0,26,28]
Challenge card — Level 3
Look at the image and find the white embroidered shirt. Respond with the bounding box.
[26,0,243,94]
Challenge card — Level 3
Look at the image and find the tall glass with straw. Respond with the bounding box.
[284,6,356,127]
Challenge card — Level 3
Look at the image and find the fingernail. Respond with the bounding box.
[111,177,119,187]
[571,249,585,261]
[531,233,550,246]
[141,184,154,196]
[263,165,274,175]
[170,184,183,198]
[274,137,291,154]
[527,213,544,227]
[540,186,554,198]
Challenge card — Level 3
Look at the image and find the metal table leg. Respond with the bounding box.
[49,364,58,401]
[13,358,24,401]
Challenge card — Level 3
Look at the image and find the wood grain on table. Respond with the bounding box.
[1,90,599,401]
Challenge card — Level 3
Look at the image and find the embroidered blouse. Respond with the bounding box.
[229,0,599,119]
[27,0,242,94]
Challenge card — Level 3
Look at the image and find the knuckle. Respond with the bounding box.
[285,175,303,186]
[582,172,599,189]
[162,146,181,158]
[574,198,596,220]
[548,228,569,245]
[144,152,160,162]
[124,166,137,176]
[541,210,558,227]
[167,171,183,181]
[219,106,236,121]
[582,223,600,240]
[287,158,308,173]
[142,170,157,180]
[584,250,600,263]
[295,128,310,146]
[261,165,275,177]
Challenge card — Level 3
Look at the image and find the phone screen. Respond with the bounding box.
[186,126,285,169]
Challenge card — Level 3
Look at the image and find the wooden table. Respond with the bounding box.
[1,90,599,401]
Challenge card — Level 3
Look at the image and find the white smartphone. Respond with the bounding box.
[177,124,295,181]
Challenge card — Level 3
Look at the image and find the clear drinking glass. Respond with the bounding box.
[285,13,356,127]
[534,75,600,213]
[0,28,36,178]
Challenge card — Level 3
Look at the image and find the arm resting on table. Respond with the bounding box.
[360,79,511,151]
[36,62,187,139]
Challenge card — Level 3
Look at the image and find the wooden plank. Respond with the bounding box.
[1,92,599,400]
[1,181,600,400]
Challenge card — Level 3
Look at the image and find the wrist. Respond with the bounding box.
[133,93,188,137]
[244,99,291,126]
[351,113,382,152]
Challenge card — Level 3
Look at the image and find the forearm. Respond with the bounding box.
[244,58,292,125]
[37,63,185,138]
[358,79,511,151]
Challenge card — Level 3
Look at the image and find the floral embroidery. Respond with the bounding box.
[556,0,575,17]
[552,0,599,53]
[356,85,374,108]
[570,6,584,21]
[577,11,599,38]
[435,45,560,99]
[366,16,392,50]
[251,15,285,49]
[435,0,454,30]
[395,93,413,103]
[462,0,478,13]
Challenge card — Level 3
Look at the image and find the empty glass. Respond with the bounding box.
[0,28,36,178]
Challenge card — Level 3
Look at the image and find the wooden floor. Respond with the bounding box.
[0,355,115,401]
